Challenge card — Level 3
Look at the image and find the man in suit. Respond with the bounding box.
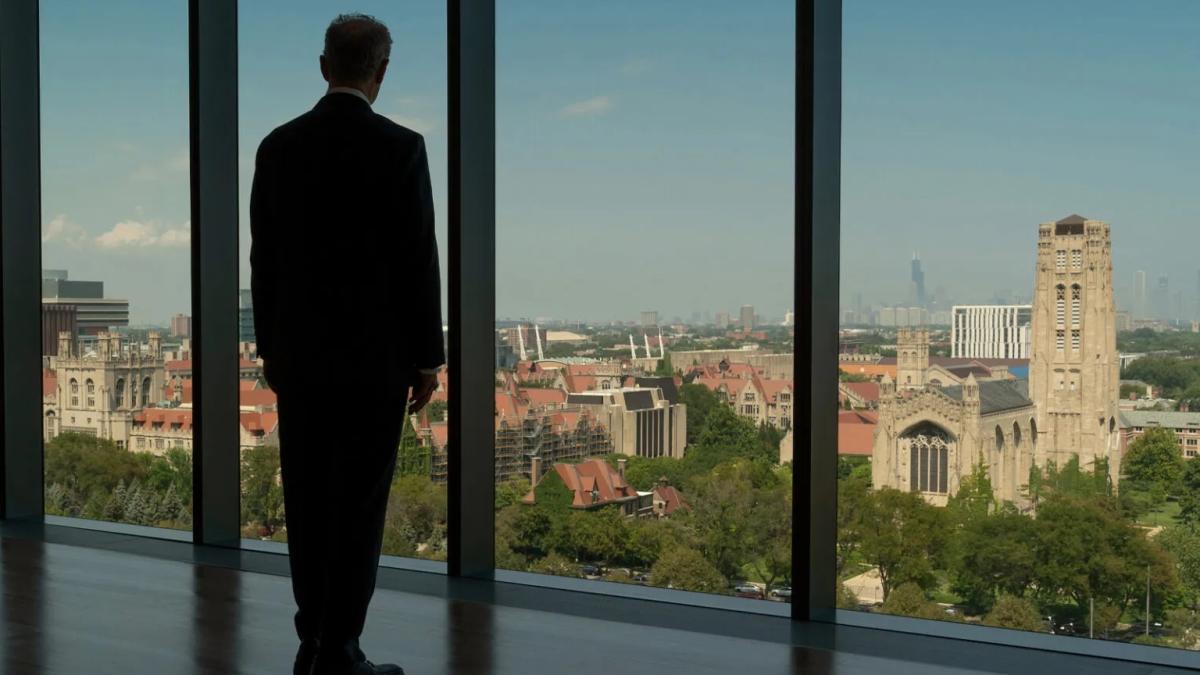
[250,14,443,675]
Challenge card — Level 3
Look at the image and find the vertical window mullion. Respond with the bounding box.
[1,0,45,520]
[447,0,496,578]
[190,0,240,545]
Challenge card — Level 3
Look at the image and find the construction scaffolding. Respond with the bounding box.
[494,408,613,484]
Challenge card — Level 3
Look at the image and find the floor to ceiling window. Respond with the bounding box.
[39,0,193,531]
[237,2,449,559]
[837,0,1200,650]
[493,0,796,601]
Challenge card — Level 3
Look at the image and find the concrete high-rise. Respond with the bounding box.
[739,305,755,333]
[1134,270,1147,320]
[950,305,1032,359]
[640,310,658,327]
[1029,215,1119,476]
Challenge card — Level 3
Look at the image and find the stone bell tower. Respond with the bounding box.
[896,328,930,391]
[1029,215,1120,478]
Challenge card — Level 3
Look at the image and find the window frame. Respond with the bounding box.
[1,0,1195,669]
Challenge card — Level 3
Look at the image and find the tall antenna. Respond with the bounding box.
[534,324,545,361]
[628,334,637,360]
[643,333,652,360]
[657,326,665,359]
[516,324,528,361]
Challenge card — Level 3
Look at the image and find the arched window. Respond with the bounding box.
[1030,418,1038,449]
[995,425,1005,452]
[1071,285,1081,327]
[1013,421,1022,447]
[114,378,126,409]
[1056,285,1066,326]
[85,378,95,408]
[904,423,951,494]
[69,378,79,407]
[141,377,152,407]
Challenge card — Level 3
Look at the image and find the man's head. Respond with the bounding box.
[320,13,392,104]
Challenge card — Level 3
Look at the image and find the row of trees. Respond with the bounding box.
[837,438,1200,647]
[494,384,793,594]
[45,433,192,529]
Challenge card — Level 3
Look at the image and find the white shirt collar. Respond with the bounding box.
[326,86,371,106]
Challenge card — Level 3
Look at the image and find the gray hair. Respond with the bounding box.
[323,13,393,84]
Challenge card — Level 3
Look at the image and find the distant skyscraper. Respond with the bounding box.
[41,269,129,334]
[1153,274,1169,321]
[169,313,192,339]
[715,311,729,329]
[238,289,255,343]
[909,253,926,307]
[1134,270,1147,319]
[640,310,659,327]
[739,305,755,333]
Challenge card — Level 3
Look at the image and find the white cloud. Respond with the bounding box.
[562,95,613,117]
[96,220,190,249]
[42,214,89,247]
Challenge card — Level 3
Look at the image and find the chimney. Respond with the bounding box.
[618,458,627,480]
[530,456,543,488]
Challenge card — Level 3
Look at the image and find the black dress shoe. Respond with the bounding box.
[311,641,403,675]
[294,640,319,675]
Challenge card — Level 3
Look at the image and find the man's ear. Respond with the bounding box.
[319,54,330,82]
[375,58,390,85]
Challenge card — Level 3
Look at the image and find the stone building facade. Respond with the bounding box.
[1028,215,1120,477]
[45,331,166,448]
[872,216,1121,506]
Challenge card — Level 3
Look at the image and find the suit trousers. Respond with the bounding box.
[277,384,408,645]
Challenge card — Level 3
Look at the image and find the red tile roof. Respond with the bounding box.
[133,408,194,431]
[840,381,880,402]
[239,388,277,408]
[524,458,639,508]
[165,379,194,404]
[652,484,687,516]
[521,387,567,408]
[837,410,877,456]
[239,411,279,434]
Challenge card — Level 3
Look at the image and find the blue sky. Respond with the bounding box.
[38,1,1199,324]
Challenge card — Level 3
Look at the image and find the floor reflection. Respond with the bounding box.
[191,563,242,674]
[446,598,494,675]
[2,538,45,674]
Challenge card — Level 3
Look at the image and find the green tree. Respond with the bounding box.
[836,468,870,577]
[383,474,449,559]
[654,352,674,376]
[1177,460,1200,525]
[837,582,860,609]
[950,504,1037,613]
[1032,494,1178,618]
[679,383,721,443]
[685,460,764,579]
[857,488,950,599]
[495,477,531,509]
[650,545,727,593]
[684,405,774,475]
[983,594,1044,632]
[240,445,284,535]
[1124,427,1184,488]
[746,482,792,593]
[1157,525,1200,608]
[880,582,944,620]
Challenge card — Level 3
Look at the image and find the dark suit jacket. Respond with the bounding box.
[250,92,444,387]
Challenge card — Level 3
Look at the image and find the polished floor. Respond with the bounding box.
[0,525,1195,674]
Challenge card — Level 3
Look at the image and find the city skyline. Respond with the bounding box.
[39,1,1200,325]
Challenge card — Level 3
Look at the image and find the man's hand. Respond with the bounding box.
[408,371,438,414]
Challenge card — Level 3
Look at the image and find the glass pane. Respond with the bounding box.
[839,0,1199,649]
[495,0,794,601]
[40,0,193,530]
[238,3,449,560]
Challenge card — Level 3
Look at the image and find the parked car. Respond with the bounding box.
[631,571,651,584]
[580,565,603,580]
[769,586,792,602]
[734,584,764,600]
